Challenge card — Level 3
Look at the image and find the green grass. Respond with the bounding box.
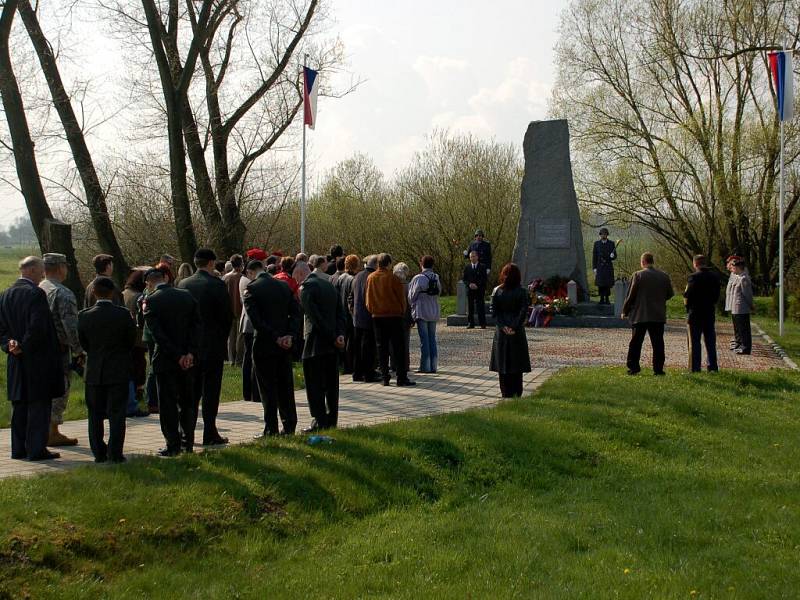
[0,367,799,598]
[754,316,800,362]
[438,294,457,315]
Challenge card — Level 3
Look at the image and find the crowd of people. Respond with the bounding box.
[0,229,758,463]
[0,245,448,462]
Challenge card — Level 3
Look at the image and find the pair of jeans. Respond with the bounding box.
[688,315,718,372]
[417,320,438,372]
[626,322,666,374]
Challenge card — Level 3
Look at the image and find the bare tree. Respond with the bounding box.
[0,0,82,298]
[17,0,129,285]
[552,0,800,291]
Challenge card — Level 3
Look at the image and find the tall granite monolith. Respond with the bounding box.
[512,120,589,299]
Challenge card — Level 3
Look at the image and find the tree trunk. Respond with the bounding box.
[0,0,82,297]
[18,0,129,285]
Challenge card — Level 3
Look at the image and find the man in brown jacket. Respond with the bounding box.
[365,253,415,387]
[621,252,674,375]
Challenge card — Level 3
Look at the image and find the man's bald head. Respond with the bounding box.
[19,256,44,283]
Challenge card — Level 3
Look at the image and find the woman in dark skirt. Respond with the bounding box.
[489,263,531,398]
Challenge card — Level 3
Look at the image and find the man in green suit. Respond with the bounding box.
[177,249,233,446]
[243,268,301,436]
[143,268,201,456]
[78,277,137,463]
[300,256,346,431]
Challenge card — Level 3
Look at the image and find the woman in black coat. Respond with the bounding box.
[489,263,531,398]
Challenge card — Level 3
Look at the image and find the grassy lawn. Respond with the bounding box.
[0,367,799,598]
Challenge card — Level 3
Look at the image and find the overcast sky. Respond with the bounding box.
[0,0,567,228]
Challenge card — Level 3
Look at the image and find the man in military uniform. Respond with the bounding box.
[464,229,492,276]
[177,249,233,446]
[40,253,84,446]
[592,228,617,305]
[0,256,64,460]
[143,268,201,456]
[78,277,136,463]
[244,265,301,436]
[684,255,721,372]
[300,255,346,431]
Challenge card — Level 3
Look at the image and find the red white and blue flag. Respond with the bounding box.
[769,51,794,122]
[303,66,319,130]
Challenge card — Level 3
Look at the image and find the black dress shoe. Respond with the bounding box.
[382,379,391,386]
[735,349,751,355]
[352,375,364,382]
[466,325,475,329]
[29,450,60,461]
[11,453,27,460]
[111,456,127,464]
[397,379,416,387]
[627,368,641,375]
[654,371,666,376]
[158,448,181,457]
[302,425,325,434]
[202,436,229,446]
[94,456,108,464]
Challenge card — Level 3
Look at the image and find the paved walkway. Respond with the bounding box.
[0,366,554,480]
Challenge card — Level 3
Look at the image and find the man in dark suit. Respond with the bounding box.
[0,256,64,460]
[85,254,124,308]
[301,256,346,431]
[177,249,233,446]
[621,252,675,375]
[463,250,488,329]
[143,267,201,456]
[243,267,301,436]
[349,255,379,382]
[684,255,721,372]
[78,277,137,463]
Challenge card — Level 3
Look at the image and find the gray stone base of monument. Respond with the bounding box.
[548,302,628,328]
[613,279,629,318]
[446,302,496,327]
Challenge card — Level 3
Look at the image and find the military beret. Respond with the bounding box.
[194,248,217,262]
[474,229,484,236]
[246,248,268,261]
[43,253,67,266]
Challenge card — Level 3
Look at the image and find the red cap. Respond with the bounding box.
[246,248,267,261]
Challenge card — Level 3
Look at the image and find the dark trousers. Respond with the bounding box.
[732,314,752,353]
[156,370,196,452]
[598,286,611,302]
[10,399,51,459]
[85,382,128,461]
[353,326,378,381]
[145,342,158,410]
[254,351,297,435]
[374,317,408,382]
[626,322,666,374]
[498,373,523,398]
[303,353,340,428]
[242,332,261,402]
[688,316,718,372]
[467,287,486,326]
[191,358,224,443]
[341,320,355,375]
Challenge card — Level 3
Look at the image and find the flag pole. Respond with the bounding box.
[300,54,308,254]
[779,104,785,337]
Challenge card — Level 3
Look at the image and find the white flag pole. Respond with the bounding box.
[779,114,785,337]
[300,55,308,254]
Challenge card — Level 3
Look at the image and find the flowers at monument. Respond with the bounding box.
[527,277,575,327]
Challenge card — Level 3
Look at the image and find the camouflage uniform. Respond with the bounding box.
[40,267,83,425]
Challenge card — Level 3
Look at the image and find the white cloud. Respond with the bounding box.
[412,55,469,100]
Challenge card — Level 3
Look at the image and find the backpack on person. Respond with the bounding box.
[424,273,440,296]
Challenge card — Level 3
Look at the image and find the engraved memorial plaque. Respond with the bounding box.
[535,218,571,249]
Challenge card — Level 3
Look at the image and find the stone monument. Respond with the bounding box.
[512,120,589,299]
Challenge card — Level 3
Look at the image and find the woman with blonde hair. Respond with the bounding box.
[175,262,194,285]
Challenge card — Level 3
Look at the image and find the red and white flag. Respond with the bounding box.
[303,66,319,130]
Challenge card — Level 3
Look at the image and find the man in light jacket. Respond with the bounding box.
[726,257,754,355]
[621,252,674,375]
